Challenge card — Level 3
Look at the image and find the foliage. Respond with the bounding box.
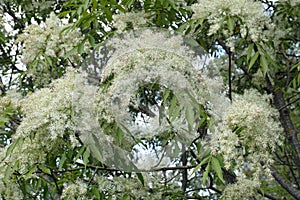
[0,0,300,199]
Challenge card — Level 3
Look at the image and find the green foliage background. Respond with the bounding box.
[0,0,299,199]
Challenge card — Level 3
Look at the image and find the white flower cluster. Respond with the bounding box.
[0,174,23,200]
[209,89,283,196]
[221,177,260,200]
[96,174,182,199]
[16,12,84,64]
[113,11,148,33]
[4,69,88,172]
[191,0,279,50]
[96,29,208,149]
[61,180,88,200]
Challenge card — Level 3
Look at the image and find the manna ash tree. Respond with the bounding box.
[0,0,299,199]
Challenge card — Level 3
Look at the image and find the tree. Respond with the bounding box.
[0,0,299,199]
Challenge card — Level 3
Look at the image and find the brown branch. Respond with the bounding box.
[181,145,188,192]
[75,161,197,172]
[270,166,300,200]
[228,50,232,101]
[257,189,278,200]
[266,75,300,171]
[265,74,300,198]
[0,76,5,94]
[279,96,300,111]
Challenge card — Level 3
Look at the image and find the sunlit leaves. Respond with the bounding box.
[192,155,225,186]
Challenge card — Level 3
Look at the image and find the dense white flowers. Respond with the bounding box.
[93,29,209,163]
[191,0,284,51]
[1,69,89,173]
[16,12,84,64]
[1,24,285,198]
[96,174,182,200]
[209,89,283,197]
[221,178,260,200]
[61,180,88,200]
[113,11,148,33]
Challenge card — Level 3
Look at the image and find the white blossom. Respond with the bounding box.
[191,0,284,51]
[61,180,88,200]
[113,11,148,33]
[221,178,260,200]
[209,89,283,193]
[16,12,85,64]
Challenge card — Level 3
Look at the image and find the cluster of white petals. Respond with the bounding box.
[96,174,182,200]
[96,29,209,148]
[61,180,88,199]
[16,12,84,64]
[191,0,282,50]
[2,69,88,172]
[221,177,260,200]
[209,89,283,196]
[113,11,148,33]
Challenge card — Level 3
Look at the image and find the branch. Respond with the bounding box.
[279,96,300,111]
[228,50,232,101]
[0,76,5,94]
[270,166,300,200]
[75,161,197,172]
[265,75,300,172]
[257,189,278,200]
[181,145,188,192]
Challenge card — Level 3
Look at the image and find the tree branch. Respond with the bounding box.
[270,166,300,200]
[265,75,300,172]
[228,50,232,101]
[75,161,197,172]
[181,145,188,192]
[265,74,300,199]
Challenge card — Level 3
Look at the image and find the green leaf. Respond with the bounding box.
[83,148,90,165]
[184,38,199,47]
[248,51,259,70]
[247,43,254,63]
[197,37,208,52]
[116,128,123,145]
[185,105,194,130]
[0,32,6,43]
[227,17,235,33]
[136,173,145,186]
[169,95,178,119]
[74,146,85,161]
[77,40,85,54]
[38,165,51,175]
[44,55,53,66]
[83,0,90,10]
[88,35,96,47]
[0,116,9,125]
[260,55,268,76]
[58,153,67,171]
[4,164,12,182]
[170,104,183,121]
[211,156,225,183]
[4,107,14,115]
[192,155,211,175]
[23,165,37,179]
[202,162,210,186]
[121,0,135,8]
[163,89,171,102]
[89,134,104,163]
[6,138,23,158]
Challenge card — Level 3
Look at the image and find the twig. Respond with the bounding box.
[270,165,300,199]
[228,50,232,101]
[75,161,197,172]
[279,97,300,111]
[181,145,188,192]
